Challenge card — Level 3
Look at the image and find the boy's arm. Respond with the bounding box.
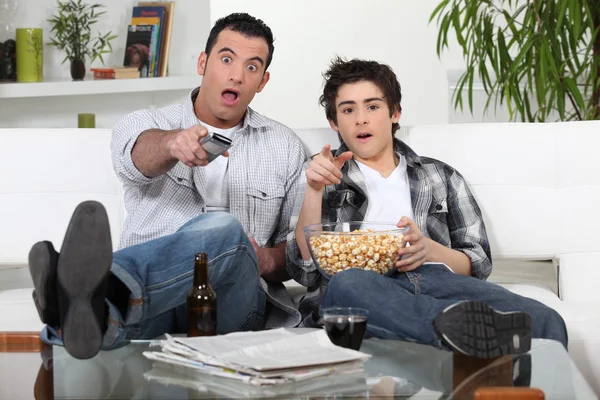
[286,145,353,286]
[444,170,492,279]
[397,216,474,276]
[397,170,491,279]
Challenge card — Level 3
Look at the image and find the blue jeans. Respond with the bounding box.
[41,213,267,349]
[321,264,568,349]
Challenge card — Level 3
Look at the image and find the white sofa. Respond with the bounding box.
[1,123,599,395]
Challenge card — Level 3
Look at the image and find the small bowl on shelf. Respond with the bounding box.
[304,221,408,279]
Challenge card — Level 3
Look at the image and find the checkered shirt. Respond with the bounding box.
[111,87,307,328]
[286,138,492,327]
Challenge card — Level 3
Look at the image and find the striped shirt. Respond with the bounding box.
[286,138,492,327]
[111,87,307,327]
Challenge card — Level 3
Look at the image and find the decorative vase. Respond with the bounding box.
[77,113,95,128]
[70,58,85,81]
[15,28,43,82]
[0,39,16,81]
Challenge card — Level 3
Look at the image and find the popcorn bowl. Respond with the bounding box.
[304,222,409,279]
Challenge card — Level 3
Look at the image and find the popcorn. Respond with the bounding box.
[309,229,405,276]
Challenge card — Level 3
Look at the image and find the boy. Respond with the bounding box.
[286,57,567,358]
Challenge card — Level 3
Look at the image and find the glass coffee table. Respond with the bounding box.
[0,334,596,399]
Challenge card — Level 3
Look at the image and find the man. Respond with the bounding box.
[28,13,306,359]
[286,57,568,358]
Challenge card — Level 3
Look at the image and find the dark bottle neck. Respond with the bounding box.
[194,260,209,287]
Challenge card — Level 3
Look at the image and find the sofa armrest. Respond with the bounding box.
[558,253,600,302]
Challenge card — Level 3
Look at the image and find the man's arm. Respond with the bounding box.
[251,240,289,282]
[131,129,180,178]
[295,188,325,260]
[111,110,225,184]
[133,125,228,177]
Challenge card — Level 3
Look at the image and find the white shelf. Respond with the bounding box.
[0,75,201,99]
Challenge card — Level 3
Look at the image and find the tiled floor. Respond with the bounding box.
[0,259,558,294]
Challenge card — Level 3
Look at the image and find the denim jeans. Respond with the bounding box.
[321,263,568,349]
[41,213,267,349]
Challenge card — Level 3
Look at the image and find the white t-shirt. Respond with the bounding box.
[356,157,455,273]
[201,121,242,212]
[356,157,414,224]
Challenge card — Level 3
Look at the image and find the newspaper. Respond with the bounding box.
[143,328,371,386]
[144,363,369,398]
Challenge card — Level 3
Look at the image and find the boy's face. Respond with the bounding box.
[329,80,400,161]
[196,29,270,128]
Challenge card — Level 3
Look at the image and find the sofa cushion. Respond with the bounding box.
[0,289,44,332]
[0,282,562,333]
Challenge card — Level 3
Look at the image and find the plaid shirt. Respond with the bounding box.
[111,87,307,328]
[286,138,492,327]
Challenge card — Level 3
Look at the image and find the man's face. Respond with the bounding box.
[329,80,400,161]
[196,29,270,128]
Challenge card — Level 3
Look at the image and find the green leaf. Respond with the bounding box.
[564,76,586,111]
[556,0,568,30]
[429,0,450,23]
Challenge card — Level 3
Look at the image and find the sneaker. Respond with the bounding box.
[433,300,531,359]
[28,241,60,327]
[29,200,113,360]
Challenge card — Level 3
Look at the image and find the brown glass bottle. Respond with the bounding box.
[187,253,217,337]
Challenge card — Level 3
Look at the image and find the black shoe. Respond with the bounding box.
[56,200,113,360]
[512,353,532,387]
[28,241,60,327]
[433,300,532,359]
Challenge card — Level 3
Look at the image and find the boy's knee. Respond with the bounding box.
[324,269,377,305]
[328,269,368,290]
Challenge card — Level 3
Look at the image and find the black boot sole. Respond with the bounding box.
[433,300,532,359]
[57,201,112,360]
[28,241,59,326]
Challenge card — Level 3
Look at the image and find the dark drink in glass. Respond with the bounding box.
[323,307,369,350]
[187,253,217,337]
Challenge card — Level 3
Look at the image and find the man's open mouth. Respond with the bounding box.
[222,89,240,102]
[357,133,372,139]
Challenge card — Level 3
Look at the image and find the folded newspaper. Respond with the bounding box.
[142,328,371,386]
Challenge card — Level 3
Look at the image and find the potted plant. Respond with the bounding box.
[47,0,117,80]
[431,0,600,122]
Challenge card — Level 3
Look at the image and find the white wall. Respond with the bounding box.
[0,0,496,129]
[0,0,210,129]
[0,0,208,79]
[210,0,468,129]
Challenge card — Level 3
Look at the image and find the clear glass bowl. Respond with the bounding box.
[304,221,408,279]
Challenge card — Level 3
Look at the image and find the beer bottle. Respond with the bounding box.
[187,253,217,336]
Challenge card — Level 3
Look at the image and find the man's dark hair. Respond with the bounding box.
[205,13,275,70]
[319,56,402,135]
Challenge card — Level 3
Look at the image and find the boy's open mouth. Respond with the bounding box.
[356,133,372,139]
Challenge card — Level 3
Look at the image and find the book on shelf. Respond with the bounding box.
[123,24,156,77]
[131,5,166,77]
[128,1,174,78]
[91,67,140,80]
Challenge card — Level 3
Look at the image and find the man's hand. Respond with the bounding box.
[395,216,432,272]
[249,237,274,276]
[306,144,353,192]
[166,125,229,168]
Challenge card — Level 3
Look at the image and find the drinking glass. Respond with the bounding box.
[322,307,369,351]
